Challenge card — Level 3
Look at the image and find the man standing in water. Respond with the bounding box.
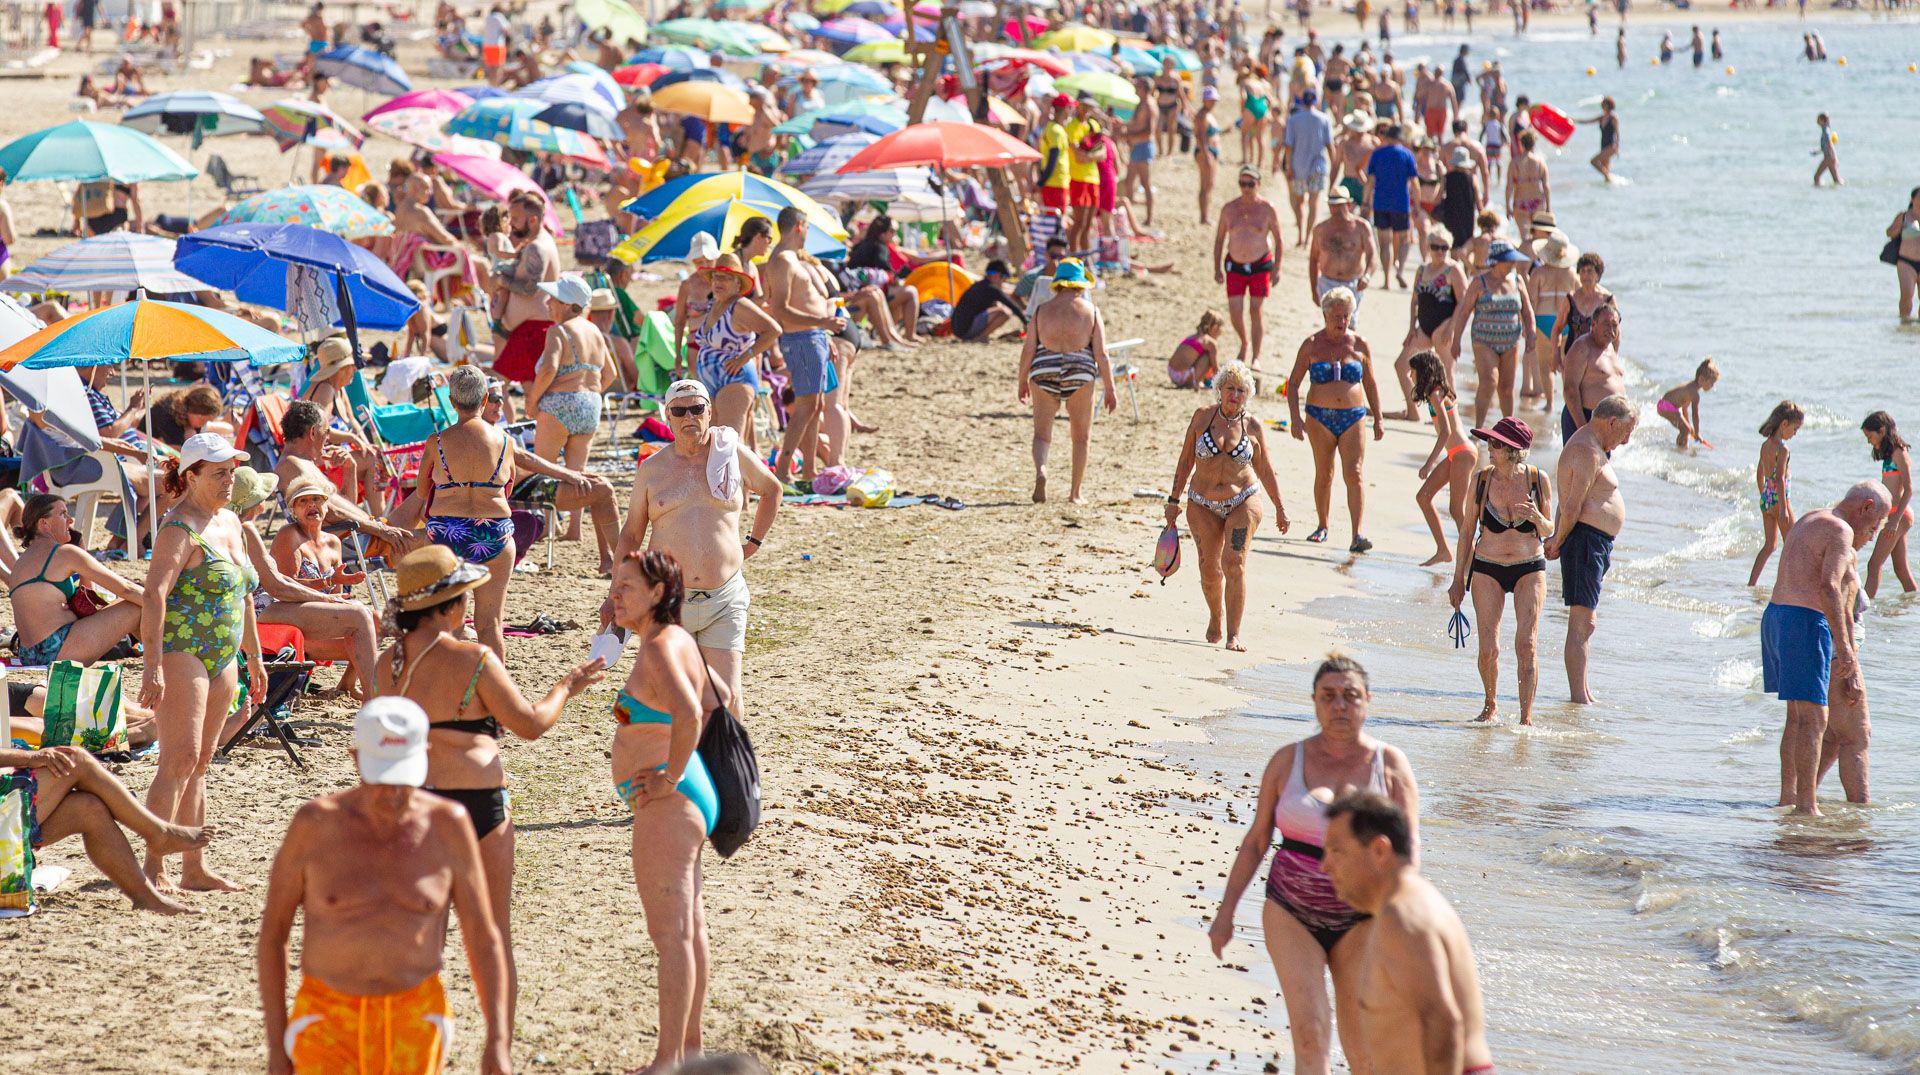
[1213,165,1285,369]
[1546,394,1635,705]
[762,206,849,490]
[1307,190,1376,305]
[260,698,511,1074]
[606,379,782,711]
[1558,299,1626,441]
[1766,482,1890,815]
[1321,792,1495,1075]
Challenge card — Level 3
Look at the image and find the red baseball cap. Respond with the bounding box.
[1052,92,1072,108]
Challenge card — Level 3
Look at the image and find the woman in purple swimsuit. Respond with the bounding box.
[1208,655,1421,1075]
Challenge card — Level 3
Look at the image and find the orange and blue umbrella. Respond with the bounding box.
[0,297,304,371]
[219,185,393,239]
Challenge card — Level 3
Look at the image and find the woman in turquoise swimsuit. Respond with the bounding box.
[609,550,729,1074]
[5,493,144,666]
[138,433,265,895]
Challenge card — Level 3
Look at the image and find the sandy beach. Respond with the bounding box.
[2,6,1909,1072]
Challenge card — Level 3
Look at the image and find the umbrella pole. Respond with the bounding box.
[144,360,157,558]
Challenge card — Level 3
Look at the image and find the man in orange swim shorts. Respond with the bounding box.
[259,698,511,1074]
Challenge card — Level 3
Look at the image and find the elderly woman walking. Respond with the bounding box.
[1017,259,1119,505]
[1287,287,1385,552]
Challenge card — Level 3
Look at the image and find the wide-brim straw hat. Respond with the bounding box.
[395,545,490,612]
[699,252,757,297]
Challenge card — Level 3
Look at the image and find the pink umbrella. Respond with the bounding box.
[1005,15,1047,42]
[431,153,566,235]
[363,88,476,121]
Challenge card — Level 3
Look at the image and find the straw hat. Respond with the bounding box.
[227,466,279,515]
[589,288,620,312]
[394,545,491,612]
[699,252,757,297]
[1342,112,1374,133]
[285,474,335,504]
[1539,236,1580,269]
[312,336,355,381]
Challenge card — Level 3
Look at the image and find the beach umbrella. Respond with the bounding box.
[649,81,755,125]
[1062,52,1122,74]
[315,44,413,96]
[774,100,908,138]
[453,85,510,101]
[1054,71,1139,109]
[631,46,708,69]
[431,153,566,233]
[814,17,895,47]
[534,101,623,141]
[1033,24,1116,51]
[842,39,907,64]
[923,97,975,123]
[788,63,891,97]
[813,0,858,12]
[613,199,845,263]
[839,0,892,15]
[575,0,650,46]
[776,131,878,178]
[622,170,842,229]
[517,72,621,115]
[1146,44,1200,71]
[0,120,197,184]
[0,297,304,371]
[801,166,954,207]
[787,12,821,31]
[363,88,474,121]
[560,64,626,106]
[174,223,420,331]
[219,185,393,239]
[365,108,504,157]
[712,0,771,9]
[444,97,608,157]
[652,17,759,55]
[772,47,839,66]
[121,91,267,139]
[612,62,670,87]
[0,294,98,448]
[651,67,748,93]
[1,233,203,295]
[261,99,365,152]
[1109,45,1160,75]
[836,120,1040,172]
[728,23,790,52]
[981,49,1070,76]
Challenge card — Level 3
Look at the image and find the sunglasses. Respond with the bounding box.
[1238,179,1257,187]
[668,403,708,417]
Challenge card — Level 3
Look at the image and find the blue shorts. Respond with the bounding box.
[1761,603,1832,705]
[307,39,326,54]
[1559,520,1614,608]
[1130,140,1155,164]
[778,329,837,398]
[1373,208,1410,232]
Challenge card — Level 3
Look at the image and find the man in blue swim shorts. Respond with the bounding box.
[762,206,850,490]
[1547,394,1634,706]
[1762,482,1890,815]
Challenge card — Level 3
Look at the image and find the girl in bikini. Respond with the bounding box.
[1747,401,1802,587]
[1287,287,1384,552]
[1169,311,1225,389]
[1164,361,1290,651]
[1411,351,1478,567]
[1656,357,1719,450]
[1862,411,1915,596]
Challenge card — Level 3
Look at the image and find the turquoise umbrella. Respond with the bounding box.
[218,185,394,239]
[1147,44,1200,71]
[0,120,197,183]
[443,98,604,156]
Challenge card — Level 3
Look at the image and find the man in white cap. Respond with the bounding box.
[604,378,781,711]
[259,697,510,1075]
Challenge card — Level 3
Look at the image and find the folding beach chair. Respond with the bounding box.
[217,624,314,770]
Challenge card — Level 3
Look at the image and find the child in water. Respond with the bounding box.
[1169,312,1224,389]
[1861,410,1914,596]
[1657,357,1718,450]
[1813,113,1841,187]
[1747,400,1802,587]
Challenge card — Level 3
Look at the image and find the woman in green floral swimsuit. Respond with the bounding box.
[138,434,266,895]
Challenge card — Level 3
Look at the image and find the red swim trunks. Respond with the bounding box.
[1069,179,1097,207]
[1424,107,1447,137]
[1224,256,1274,298]
[491,318,553,383]
[1041,184,1067,210]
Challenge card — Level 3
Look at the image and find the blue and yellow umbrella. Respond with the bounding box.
[611,200,846,264]
[623,170,841,227]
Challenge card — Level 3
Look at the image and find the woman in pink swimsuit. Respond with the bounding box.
[1207,654,1421,1075]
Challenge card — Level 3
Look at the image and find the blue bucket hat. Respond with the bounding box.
[1052,258,1092,289]
[1487,240,1529,265]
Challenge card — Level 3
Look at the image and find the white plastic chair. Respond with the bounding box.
[411,243,467,305]
[44,449,131,548]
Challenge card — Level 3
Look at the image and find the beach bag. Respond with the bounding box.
[811,465,858,496]
[696,665,760,858]
[1153,524,1181,584]
[41,660,124,755]
[0,770,35,915]
[1881,214,1904,266]
[574,220,621,265]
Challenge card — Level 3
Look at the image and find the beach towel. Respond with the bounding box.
[708,425,741,505]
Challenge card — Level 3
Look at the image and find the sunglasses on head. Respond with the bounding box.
[669,403,708,417]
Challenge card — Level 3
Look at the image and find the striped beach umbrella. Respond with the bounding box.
[776,132,878,178]
[0,120,197,184]
[622,171,844,232]
[801,166,953,208]
[218,185,393,239]
[261,99,365,152]
[122,91,267,138]
[813,17,895,47]
[612,199,845,263]
[365,108,503,157]
[0,233,204,295]
[443,98,605,157]
[0,297,304,371]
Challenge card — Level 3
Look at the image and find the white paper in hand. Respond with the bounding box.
[588,630,627,669]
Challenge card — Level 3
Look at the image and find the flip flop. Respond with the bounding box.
[1350,536,1373,553]
[1306,527,1328,543]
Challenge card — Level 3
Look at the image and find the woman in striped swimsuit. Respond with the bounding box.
[1017,260,1119,505]
[1445,240,1537,428]
[691,253,780,450]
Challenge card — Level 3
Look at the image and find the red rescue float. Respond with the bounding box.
[1529,103,1575,146]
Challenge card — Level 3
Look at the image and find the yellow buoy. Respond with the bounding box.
[1586,66,1596,76]
[1836,56,1847,66]
[1909,63,1916,72]
[1650,57,1659,66]
[1725,65,1735,75]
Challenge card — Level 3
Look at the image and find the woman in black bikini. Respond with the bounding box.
[1581,96,1619,182]
[1391,231,1466,418]
[1886,186,1920,320]
[377,545,605,1029]
[1447,417,1554,726]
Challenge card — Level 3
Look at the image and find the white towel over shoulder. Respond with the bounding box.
[708,425,742,504]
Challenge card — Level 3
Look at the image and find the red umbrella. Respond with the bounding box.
[988,48,1071,76]
[612,62,670,87]
[836,121,1039,173]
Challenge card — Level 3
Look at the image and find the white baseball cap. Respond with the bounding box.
[538,274,593,308]
[666,378,710,403]
[352,697,429,787]
[179,432,247,469]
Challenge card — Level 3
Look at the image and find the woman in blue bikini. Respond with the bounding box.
[609,550,728,1074]
[419,366,517,658]
[528,274,615,543]
[1287,287,1385,552]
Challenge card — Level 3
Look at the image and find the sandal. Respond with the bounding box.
[1350,535,1373,553]
[1306,527,1328,543]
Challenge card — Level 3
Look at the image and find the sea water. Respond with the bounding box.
[1186,18,1920,1074]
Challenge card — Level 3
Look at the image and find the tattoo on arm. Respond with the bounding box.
[503,245,547,295]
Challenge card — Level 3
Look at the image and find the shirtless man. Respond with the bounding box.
[1331,113,1378,217]
[762,206,849,489]
[1557,299,1624,442]
[276,400,421,555]
[1322,791,1495,1075]
[1505,130,1551,227]
[300,2,328,56]
[1545,394,1635,706]
[1445,119,1491,194]
[1415,71,1457,140]
[738,87,784,174]
[492,191,560,386]
[392,173,459,251]
[1307,190,1376,306]
[1323,44,1352,116]
[260,698,511,1075]
[1213,165,1285,369]
[1766,483,1889,814]
[1121,78,1159,225]
[604,379,781,710]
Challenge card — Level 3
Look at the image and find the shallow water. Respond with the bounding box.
[1184,17,1920,1074]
